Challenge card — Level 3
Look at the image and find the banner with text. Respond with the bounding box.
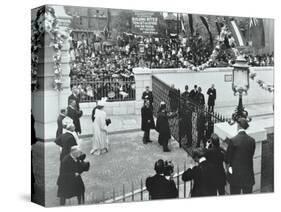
[132,12,158,35]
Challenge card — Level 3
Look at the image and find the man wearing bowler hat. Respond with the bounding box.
[226,118,256,194]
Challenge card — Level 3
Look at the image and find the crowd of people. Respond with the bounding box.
[246,53,274,66]
[69,31,236,74]
[141,78,255,198]
[146,117,256,198]
[31,76,257,205]
[69,34,136,102]
[68,22,274,104]
[141,83,216,152]
[45,72,257,205]
[68,31,273,102]
[52,86,112,205]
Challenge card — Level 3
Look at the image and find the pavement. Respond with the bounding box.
[32,130,193,207]
[32,102,273,206]
[43,102,273,142]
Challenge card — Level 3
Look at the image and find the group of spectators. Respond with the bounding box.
[68,31,273,102]
[246,53,274,66]
[141,83,217,152]
[146,117,256,199]
[182,117,255,197]
[69,34,136,102]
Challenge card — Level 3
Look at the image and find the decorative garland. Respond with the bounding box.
[31,6,71,91]
[249,71,274,93]
[32,10,273,93]
[185,25,235,72]
[185,24,274,93]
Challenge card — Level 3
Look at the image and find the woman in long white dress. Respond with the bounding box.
[90,100,109,155]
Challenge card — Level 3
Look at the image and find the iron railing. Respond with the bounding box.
[71,78,136,102]
[102,161,193,203]
[61,161,193,205]
[152,75,229,154]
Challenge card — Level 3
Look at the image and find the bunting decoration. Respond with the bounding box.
[31,6,71,91]
[249,71,274,93]
[184,19,274,94]
[184,26,232,72]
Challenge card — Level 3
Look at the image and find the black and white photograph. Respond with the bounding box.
[30,3,274,208]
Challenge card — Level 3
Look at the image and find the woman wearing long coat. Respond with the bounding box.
[141,100,155,144]
[54,125,78,161]
[57,154,85,205]
[90,101,109,155]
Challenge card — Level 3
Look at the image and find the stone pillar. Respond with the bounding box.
[214,121,266,193]
[133,67,152,115]
[32,5,72,140]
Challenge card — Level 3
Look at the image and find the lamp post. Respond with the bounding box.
[229,55,252,125]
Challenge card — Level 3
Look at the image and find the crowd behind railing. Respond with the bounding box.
[69,32,274,101]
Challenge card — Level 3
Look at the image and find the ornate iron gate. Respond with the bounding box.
[152,75,227,153]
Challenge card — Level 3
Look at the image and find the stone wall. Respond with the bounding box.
[261,133,274,192]
[31,5,72,140]
[214,119,274,193]
[80,101,137,116]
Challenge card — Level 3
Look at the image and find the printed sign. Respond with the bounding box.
[132,12,158,35]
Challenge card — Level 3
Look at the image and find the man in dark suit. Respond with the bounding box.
[181,85,190,100]
[146,159,178,200]
[57,147,87,205]
[141,100,155,144]
[205,133,226,195]
[182,148,217,197]
[207,84,216,112]
[142,86,153,108]
[56,109,67,138]
[197,109,206,147]
[156,102,177,152]
[226,118,256,194]
[196,87,205,107]
[189,85,198,103]
[179,100,192,148]
[67,99,83,134]
[68,87,81,111]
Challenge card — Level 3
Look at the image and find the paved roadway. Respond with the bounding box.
[32,130,192,207]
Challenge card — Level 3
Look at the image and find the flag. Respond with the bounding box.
[249,18,258,28]
[215,20,221,35]
[188,14,194,35]
[180,14,186,34]
[107,9,111,32]
[248,18,265,49]
[103,24,109,40]
[200,16,213,48]
[227,19,246,46]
